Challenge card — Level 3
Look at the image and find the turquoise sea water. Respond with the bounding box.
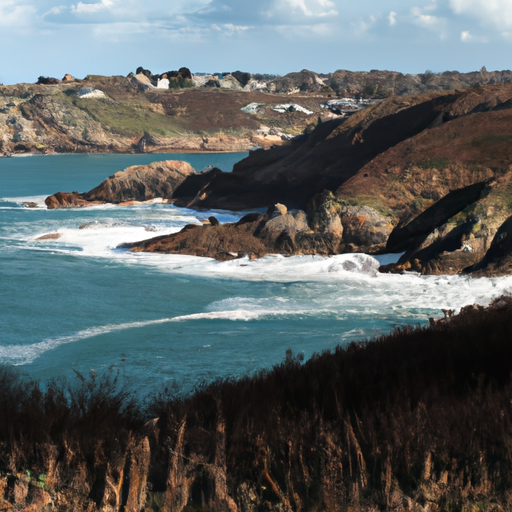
[1,153,512,395]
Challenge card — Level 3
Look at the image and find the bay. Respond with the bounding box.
[1,153,511,395]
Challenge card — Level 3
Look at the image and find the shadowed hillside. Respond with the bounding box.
[1,297,512,510]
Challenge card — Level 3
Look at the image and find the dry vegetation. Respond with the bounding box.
[1,298,512,510]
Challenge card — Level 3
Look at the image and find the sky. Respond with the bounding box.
[1,0,511,84]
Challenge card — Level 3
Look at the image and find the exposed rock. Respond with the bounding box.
[339,205,392,251]
[465,215,512,276]
[259,209,309,242]
[123,205,344,260]
[272,203,288,216]
[328,68,512,97]
[122,216,270,261]
[231,70,252,87]
[44,191,104,209]
[135,66,152,77]
[46,160,195,208]
[307,191,343,238]
[36,233,62,240]
[272,69,327,94]
[76,88,106,99]
[385,180,491,253]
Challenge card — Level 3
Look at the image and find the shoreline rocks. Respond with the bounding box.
[45,160,195,209]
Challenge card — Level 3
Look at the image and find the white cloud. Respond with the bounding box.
[450,0,512,30]
[410,5,446,32]
[43,5,67,17]
[211,23,250,35]
[461,30,471,42]
[388,11,396,26]
[71,0,115,14]
[460,29,488,43]
[0,1,36,28]
[266,0,338,20]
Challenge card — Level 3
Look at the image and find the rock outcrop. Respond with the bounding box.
[176,83,512,214]
[44,191,105,209]
[45,160,195,208]
[465,215,512,276]
[122,197,391,260]
[0,75,323,156]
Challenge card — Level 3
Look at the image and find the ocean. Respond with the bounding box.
[1,153,512,395]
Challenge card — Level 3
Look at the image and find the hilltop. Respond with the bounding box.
[2,66,511,156]
[104,82,512,277]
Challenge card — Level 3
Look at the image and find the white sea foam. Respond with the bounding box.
[0,195,48,208]
[37,224,180,255]
[122,253,384,282]
[0,307,299,365]
[172,309,274,322]
[0,318,173,365]
[7,201,512,318]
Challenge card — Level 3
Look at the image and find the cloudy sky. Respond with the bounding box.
[1,0,511,84]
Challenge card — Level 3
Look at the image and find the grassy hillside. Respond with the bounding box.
[0,75,329,155]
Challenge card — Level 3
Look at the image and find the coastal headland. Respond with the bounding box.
[2,66,512,156]
[43,79,512,277]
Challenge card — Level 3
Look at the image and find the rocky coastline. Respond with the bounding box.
[6,74,512,512]
[43,81,512,277]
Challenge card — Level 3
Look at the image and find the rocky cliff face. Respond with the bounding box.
[40,82,512,275]
[0,76,325,156]
[163,83,512,275]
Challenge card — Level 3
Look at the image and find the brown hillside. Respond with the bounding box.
[180,83,512,211]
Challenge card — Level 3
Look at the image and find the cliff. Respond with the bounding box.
[0,75,325,156]
[41,81,512,275]
[2,297,512,511]
[161,83,512,275]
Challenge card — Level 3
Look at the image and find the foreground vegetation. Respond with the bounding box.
[1,297,512,510]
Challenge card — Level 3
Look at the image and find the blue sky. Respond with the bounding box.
[1,0,511,84]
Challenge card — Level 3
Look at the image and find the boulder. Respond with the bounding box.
[339,205,393,251]
[272,203,288,217]
[45,192,104,209]
[260,210,309,242]
[46,160,195,208]
[232,71,252,87]
[307,191,343,238]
